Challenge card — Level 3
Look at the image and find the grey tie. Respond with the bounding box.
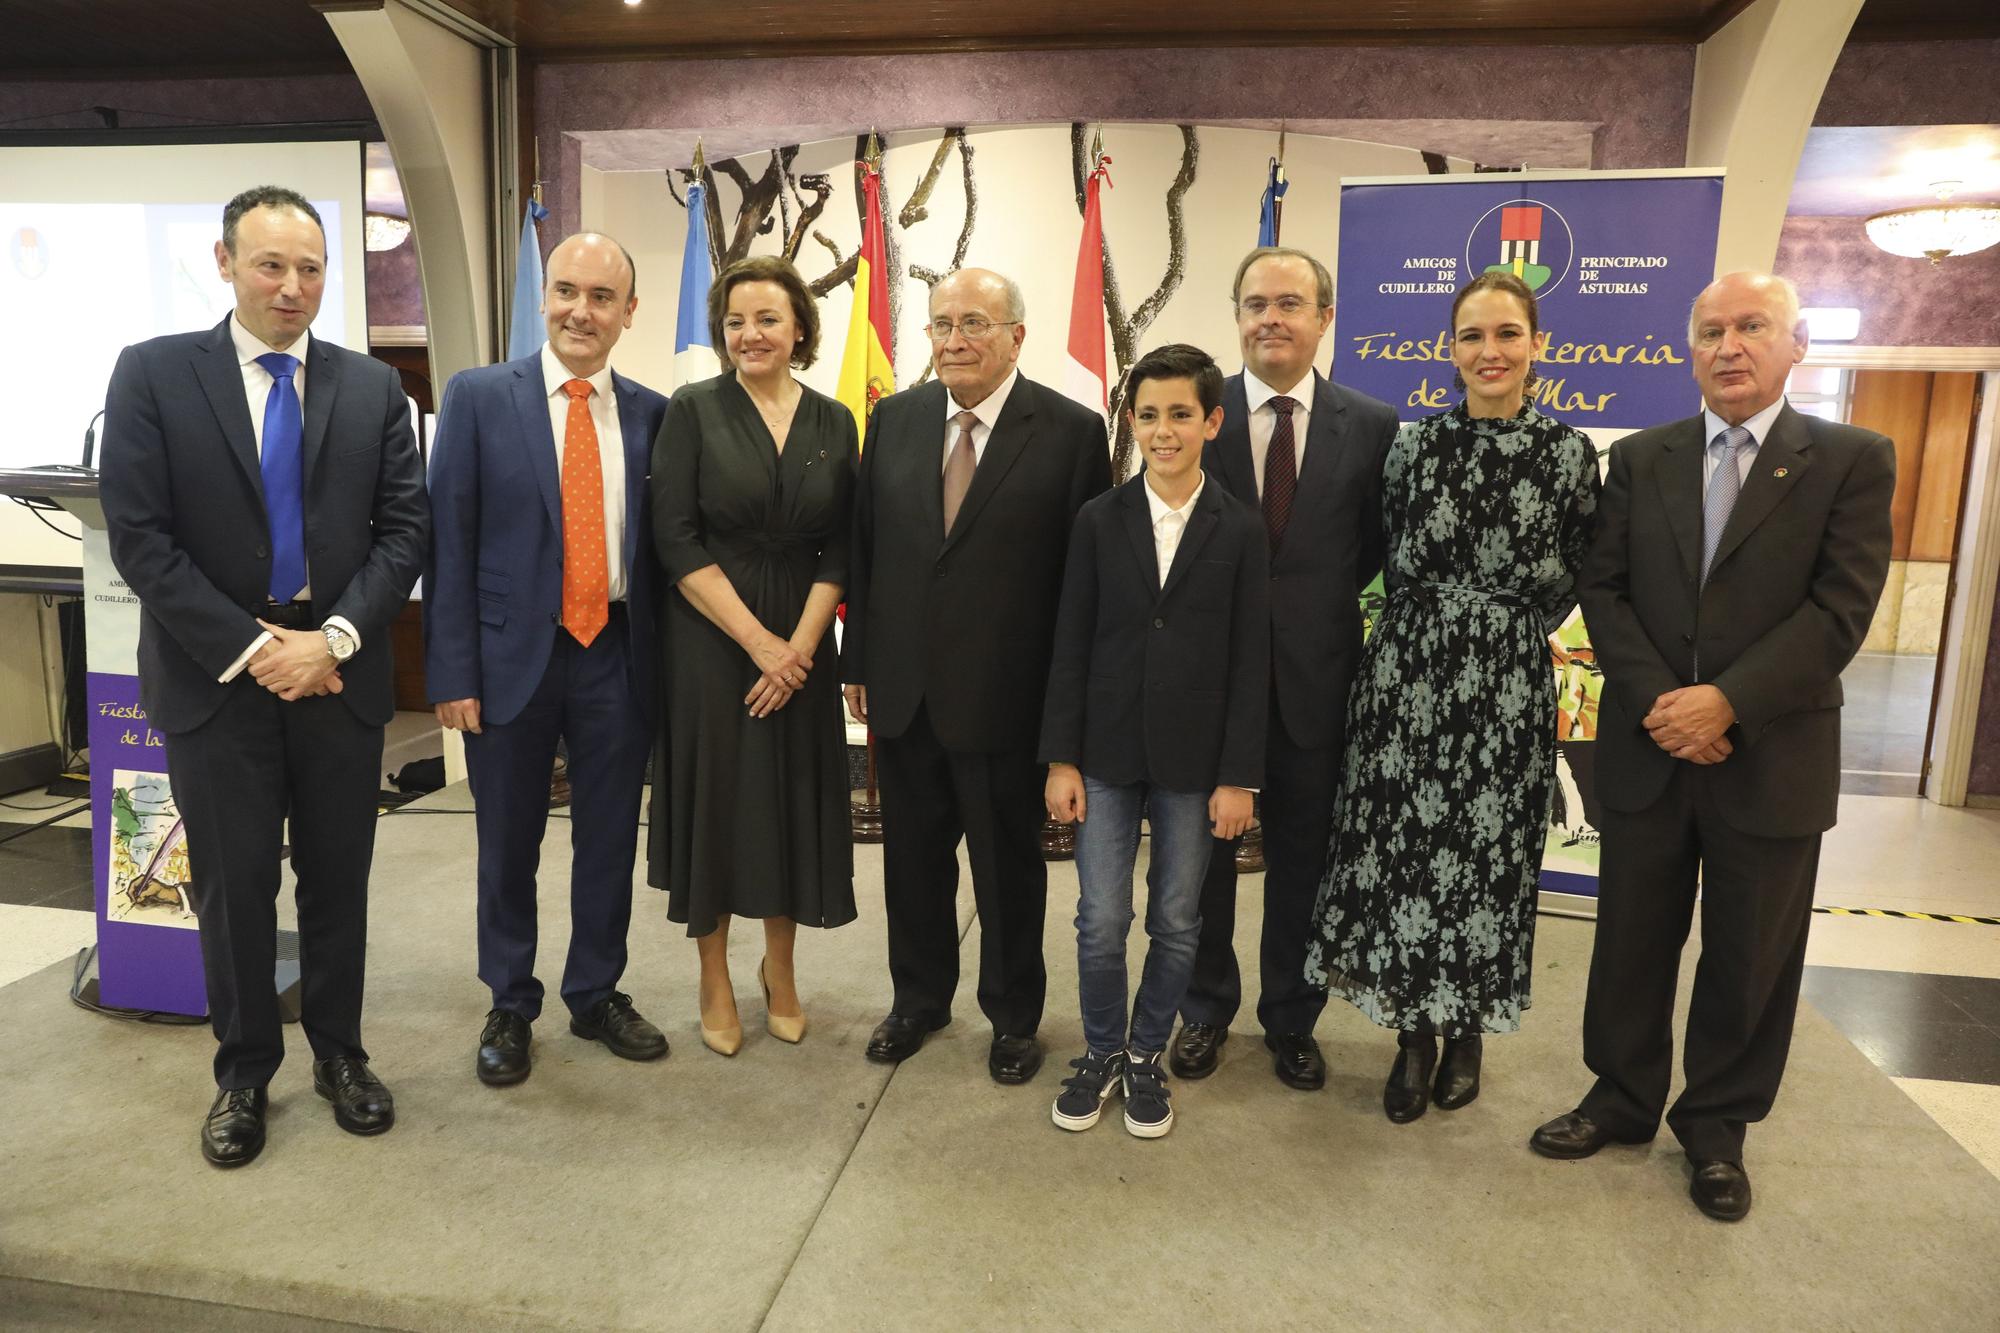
[942,410,977,535]
[1701,425,1750,584]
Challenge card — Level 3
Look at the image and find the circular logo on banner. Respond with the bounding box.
[11,226,49,281]
[1464,199,1574,297]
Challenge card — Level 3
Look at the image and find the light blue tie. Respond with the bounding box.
[1701,425,1750,585]
[256,352,306,603]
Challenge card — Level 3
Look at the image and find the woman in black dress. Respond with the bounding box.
[650,256,857,1056]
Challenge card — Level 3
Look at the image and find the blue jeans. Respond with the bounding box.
[1074,777,1211,1054]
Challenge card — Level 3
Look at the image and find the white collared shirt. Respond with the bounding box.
[1143,474,1204,587]
[218,315,360,683]
[1701,395,1785,488]
[541,342,628,602]
[1243,368,1315,499]
[942,367,1021,471]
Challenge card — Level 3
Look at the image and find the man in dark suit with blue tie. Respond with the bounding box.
[426,232,671,1087]
[1170,247,1399,1090]
[1532,272,1894,1222]
[101,186,428,1166]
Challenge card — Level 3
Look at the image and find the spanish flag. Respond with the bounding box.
[835,159,894,448]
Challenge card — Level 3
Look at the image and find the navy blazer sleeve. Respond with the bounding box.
[325,354,428,646]
[1036,505,1100,768]
[1219,507,1272,791]
[423,370,483,703]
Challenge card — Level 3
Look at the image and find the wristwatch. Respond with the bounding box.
[322,624,357,662]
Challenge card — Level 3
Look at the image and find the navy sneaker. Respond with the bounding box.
[1123,1049,1175,1138]
[1052,1048,1126,1132]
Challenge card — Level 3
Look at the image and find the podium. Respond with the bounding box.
[0,469,301,1019]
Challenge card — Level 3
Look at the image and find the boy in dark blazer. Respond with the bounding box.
[1040,345,1270,1138]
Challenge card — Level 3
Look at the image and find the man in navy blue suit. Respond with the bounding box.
[102,186,428,1167]
[426,231,671,1086]
[1171,247,1398,1090]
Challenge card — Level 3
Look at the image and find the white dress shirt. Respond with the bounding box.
[1701,395,1785,488]
[942,367,1021,471]
[1244,368,1316,499]
[541,343,629,602]
[218,316,360,683]
[1143,473,1204,587]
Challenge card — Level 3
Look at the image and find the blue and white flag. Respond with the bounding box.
[1258,157,1288,247]
[507,198,548,361]
[674,178,720,387]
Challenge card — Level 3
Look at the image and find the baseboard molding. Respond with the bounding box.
[0,742,60,797]
[1967,793,2000,810]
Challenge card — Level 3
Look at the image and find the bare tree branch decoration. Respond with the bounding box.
[1073,122,1199,481]
[903,128,977,387]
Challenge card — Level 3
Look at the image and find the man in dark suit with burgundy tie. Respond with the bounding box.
[1531,272,1894,1221]
[1170,247,1399,1090]
[426,232,671,1087]
[101,186,428,1166]
[843,267,1112,1084]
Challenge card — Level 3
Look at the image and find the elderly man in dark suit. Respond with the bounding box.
[1169,247,1398,1091]
[101,185,428,1167]
[843,266,1112,1084]
[1530,271,1894,1222]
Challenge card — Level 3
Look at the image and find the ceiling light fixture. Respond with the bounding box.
[364,212,412,252]
[1865,181,2000,266]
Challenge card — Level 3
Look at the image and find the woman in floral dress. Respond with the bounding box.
[1304,271,1600,1123]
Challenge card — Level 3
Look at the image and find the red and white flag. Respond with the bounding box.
[1062,150,1112,419]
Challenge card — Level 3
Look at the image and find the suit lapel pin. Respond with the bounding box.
[1773,467,1789,478]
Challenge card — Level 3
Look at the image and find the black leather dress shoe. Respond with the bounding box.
[477,1009,532,1086]
[988,1033,1044,1085]
[1168,1022,1227,1079]
[201,1086,268,1168]
[1264,1031,1326,1090]
[570,991,669,1061]
[1528,1109,1654,1160]
[1689,1159,1752,1221]
[865,1012,947,1064]
[1384,1032,1438,1123]
[1434,1034,1482,1111]
[313,1057,395,1136]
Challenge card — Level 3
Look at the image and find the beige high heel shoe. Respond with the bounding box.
[761,960,807,1044]
[700,985,742,1057]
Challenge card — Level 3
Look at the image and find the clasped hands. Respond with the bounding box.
[1044,762,1256,840]
[247,620,342,701]
[1643,684,1736,765]
[745,632,812,719]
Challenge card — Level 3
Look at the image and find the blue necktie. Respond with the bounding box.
[256,352,306,603]
[1700,425,1750,585]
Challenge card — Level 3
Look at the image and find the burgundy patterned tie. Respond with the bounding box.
[1263,396,1298,548]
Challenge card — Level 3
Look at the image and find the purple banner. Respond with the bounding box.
[86,671,206,1016]
[1334,173,1724,429]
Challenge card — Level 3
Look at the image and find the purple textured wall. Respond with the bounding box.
[1977,584,2000,798]
[1775,216,2000,348]
[0,73,423,334]
[532,43,1696,249]
[1815,39,2000,126]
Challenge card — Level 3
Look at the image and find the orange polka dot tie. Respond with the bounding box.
[560,378,609,648]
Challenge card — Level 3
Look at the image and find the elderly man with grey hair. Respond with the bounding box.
[1530,271,1895,1222]
[842,266,1111,1084]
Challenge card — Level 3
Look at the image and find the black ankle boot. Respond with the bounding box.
[1434,1034,1483,1110]
[1383,1032,1438,1123]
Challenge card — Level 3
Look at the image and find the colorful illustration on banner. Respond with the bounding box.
[1466,198,1573,297]
[107,770,198,929]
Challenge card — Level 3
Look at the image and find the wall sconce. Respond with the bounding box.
[1865,181,2000,265]
[364,212,412,252]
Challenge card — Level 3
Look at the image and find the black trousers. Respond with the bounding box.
[166,683,384,1090]
[465,608,647,1023]
[1579,763,1822,1162]
[1180,704,1338,1036]
[875,701,1046,1035]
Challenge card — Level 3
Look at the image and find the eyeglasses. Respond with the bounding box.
[1236,296,1317,318]
[927,317,1017,341]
